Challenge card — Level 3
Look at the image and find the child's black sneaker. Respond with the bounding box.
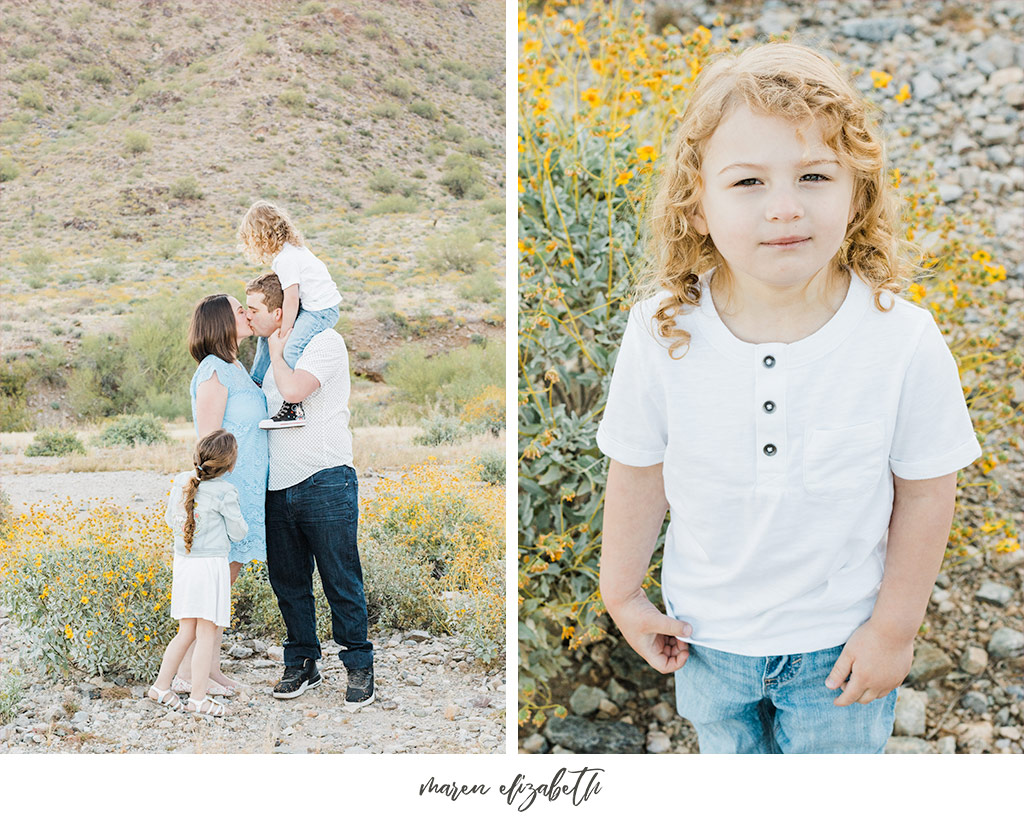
[259,401,306,430]
[272,658,321,699]
[344,664,374,712]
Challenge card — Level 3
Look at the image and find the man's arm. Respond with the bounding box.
[827,471,958,705]
[600,459,692,674]
[267,328,320,403]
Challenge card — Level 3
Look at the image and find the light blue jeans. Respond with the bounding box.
[674,643,898,753]
[250,304,340,386]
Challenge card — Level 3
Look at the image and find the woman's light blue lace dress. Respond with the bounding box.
[190,356,268,564]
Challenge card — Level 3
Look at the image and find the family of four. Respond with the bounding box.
[146,201,372,718]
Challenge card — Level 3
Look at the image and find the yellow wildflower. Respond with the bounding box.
[870,70,892,88]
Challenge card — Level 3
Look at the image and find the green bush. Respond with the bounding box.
[413,415,462,446]
[421,228,491,274]
[279,89,307,111]
[365,194,420,215]
[458,268,502,303]
[0,664,24,724]
[440,153,485,199]
[387,342,503,409]
[25,429,86,457]
[81,65,114,86]
[246,33,274,55]
[409,99,438,120]
[300,35,337,55]
[382,77,413,99]
[0,484,12,538]
[370,101,400,119]
[461,136,492,158]
[94,414,170,448]
[169,176,202,200]
[472,450,505,485]
[17,86,45,110]
[124,130,151,155]
[368,168,400,194]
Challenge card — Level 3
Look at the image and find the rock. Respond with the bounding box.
[973,35,1016,70]
[839,18,913,42]
[605,678,631,706]
[936,735,957,754]
[227,644,253,659]
[976,581,1015,606]
[893,688,927,736]
[646,730,672,753]
[77,683,100,701]
[980,124,1017,146]
[569,684,607,717]
[938,183,964,203]
[988,627,1024,659]
[266,646,284,662]
[911,71,942,101]
[884,736,932,754]
[907,642,953,685]
[960,646,988,675]
[521,733,546,754]
[598,698,619,717]
[403,673,423,687]
[956,721,994,753]
[544,716,645,754]
[989,548,1024,573]
[990,67,1024,88]
[404,631,431,643]
[951,134,978,155]
[961,691,989,715]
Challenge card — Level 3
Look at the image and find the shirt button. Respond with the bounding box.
[763,400,776,413]
[763,355,776,368]
[763,443,777,456]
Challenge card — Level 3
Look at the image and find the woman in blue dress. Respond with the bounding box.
[174,293,268,694]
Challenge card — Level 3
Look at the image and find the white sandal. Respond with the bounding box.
[147,685,184,712]
[186,695,226,718]
[175,675,235,697]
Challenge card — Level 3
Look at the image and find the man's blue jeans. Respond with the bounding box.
[674,643,897,753]
[265,465,373,670]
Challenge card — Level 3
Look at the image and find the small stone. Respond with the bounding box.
[936,735,957,754]
[404,631,431,643]
[884,736,932,754]
[961,691,988,715]
[980,124,1017,146]
[911,71,942,100]
[646,730,672,753]
[930,587,950,604]
[521,733,546,754]
[651,701,675,724]
[907,642,953,685]
[989,548,1024,573]
[266,646,284,662]
[403,673,423,687]
[569,685,607,717]
[226,644,252,659]
[976,581,1015,606]
[938,183,964,203]
[598,698,619,717]
[956,721,994,752]
[893,688,927,736]
[988,627,1024,659]
[545,716,645,754]
[960,646,988,675]
[605,678,631,706]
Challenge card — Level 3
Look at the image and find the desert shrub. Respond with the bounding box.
[517,2,1023,728]
[14,62,48,81]
[94,414,170,448]
[382,77,413,99]
[413,414,461,446]
[368,168,400,194]
[469,78,500,100]
[370,101,400,119]
[0,501,175,680]
[246,33,274,55]
[0,664,24,723]
[471,449,506,486]
[458,268,501,303]
[232,560,332,641]
[360,461,504,660]
[301,1,325,13]
[443,123,469,142]
[387,342,503,410]
[156,237,185,258]
[0,157,21,182]
[0,366,32,432]
[421,227,491,274]
[25,429,86,457]
[409,99,438,120]
[17,86,45,110]
[279,89,306,111]
[21,246,52,275]
[0,484,12,537]
[169,176,202,200]
[81,65,114,86]
[461,136,492,157]
[124,130,151,154]
[460,385,505,436]
[300,35,337,55]
[365,194,419,215]
[439,153,485,199]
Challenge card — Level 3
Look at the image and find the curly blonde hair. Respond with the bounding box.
[639,42,911,355]
[236,199,305,265]
[182,429,237,553]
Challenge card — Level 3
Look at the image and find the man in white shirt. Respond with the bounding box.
[245,272,373,710]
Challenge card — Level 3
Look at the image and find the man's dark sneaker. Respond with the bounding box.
[344,664,374,712]
[259,401,306,430]
[272,658,321,699]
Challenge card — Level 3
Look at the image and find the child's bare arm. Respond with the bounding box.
[828,471,958,705]
[600,459,692,674]
[280,284,300,334]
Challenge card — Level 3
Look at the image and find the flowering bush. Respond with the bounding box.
[517,1,1021,726]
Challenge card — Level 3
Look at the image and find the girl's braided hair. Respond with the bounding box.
[182,429,237,553]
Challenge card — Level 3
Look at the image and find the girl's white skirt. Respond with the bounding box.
[170,553,231,628]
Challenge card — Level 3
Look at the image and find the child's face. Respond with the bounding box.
[692,105,856,291]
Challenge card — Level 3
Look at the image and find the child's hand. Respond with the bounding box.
[607,591,692,674]
[826,620,914,706]
[267,327,291,359]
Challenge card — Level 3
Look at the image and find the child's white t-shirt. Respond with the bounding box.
[596,273,981,656]
[272,242,342,311]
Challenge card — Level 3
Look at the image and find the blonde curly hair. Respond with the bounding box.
[638,42,911,356]
[236,199,305,265]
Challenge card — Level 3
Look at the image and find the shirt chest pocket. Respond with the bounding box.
[803,420,887,499]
